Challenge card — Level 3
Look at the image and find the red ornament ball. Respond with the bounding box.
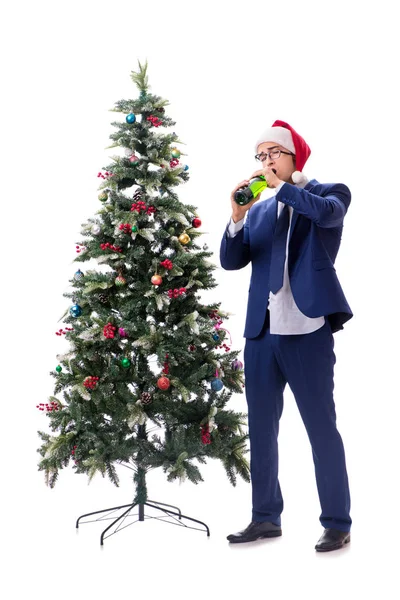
[151,275,163,286]
[157,376,170,391]
[192,217,202,228]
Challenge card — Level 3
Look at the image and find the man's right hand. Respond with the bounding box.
[230,179,262,223]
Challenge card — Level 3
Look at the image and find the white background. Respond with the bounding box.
[1,0,399,598]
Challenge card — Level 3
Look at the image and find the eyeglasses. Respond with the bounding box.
[255,149,294,162]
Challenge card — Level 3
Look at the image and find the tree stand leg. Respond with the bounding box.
[76,499,210,545]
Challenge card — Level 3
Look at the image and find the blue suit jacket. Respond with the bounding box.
[220,180,353,338]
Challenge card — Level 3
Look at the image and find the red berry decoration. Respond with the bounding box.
[83,376,100,390]
[169,158,179,168]
[119,223,132,234]
[162,353,170,375]
[100,242,123,253]
[36,401,60,413]
[131,200,146,213]
[131,200,156,215]
[201,423,211,445]
[146,115,162,127]
[157,376,170,391]
[160,259,173,270]
[71,445,78,462]
[103,323,117,339]
[167,287,186,299]
[216,343,231,352]
[97,170,114,179]
[55,327,74,336]
[192,217,202,228]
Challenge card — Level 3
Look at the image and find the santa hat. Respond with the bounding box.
[255,120,311,184]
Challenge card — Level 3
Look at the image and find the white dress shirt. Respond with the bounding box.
[227,181,325,335]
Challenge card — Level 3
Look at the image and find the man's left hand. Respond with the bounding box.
[250,167,283,189]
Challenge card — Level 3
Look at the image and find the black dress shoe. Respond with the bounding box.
[315,528,351,552]
[227,521,282,543]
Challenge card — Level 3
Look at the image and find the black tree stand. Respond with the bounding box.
[75,427,210,545]
[76,498,210,546]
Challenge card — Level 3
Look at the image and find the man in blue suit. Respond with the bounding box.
[220,120,352,552]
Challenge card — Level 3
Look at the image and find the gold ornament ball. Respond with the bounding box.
[98,191,108,202]
[151,274,163,285]
[179,233,190,245]
[171,148,181,159]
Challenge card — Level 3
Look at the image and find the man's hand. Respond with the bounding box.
[249,167,283,189]
[230,179,262,223]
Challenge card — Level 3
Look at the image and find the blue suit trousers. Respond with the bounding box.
[243,317,352,532]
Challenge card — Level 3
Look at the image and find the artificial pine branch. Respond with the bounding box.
[130,59,149,93]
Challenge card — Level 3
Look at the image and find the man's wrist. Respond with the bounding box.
[231,213,245,224]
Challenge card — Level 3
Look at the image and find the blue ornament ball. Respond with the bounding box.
[126,113,136,124]
[211,378,224,392]
[183,165,189,171]
[70,304,82,318]
[74,269,84,280]
[212,333,220,341]
[231,359,243,371]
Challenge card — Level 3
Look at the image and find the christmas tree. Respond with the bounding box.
[37,61,250,506]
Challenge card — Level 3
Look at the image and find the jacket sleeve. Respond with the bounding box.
[219,213,251,270]
[276,182,351,228]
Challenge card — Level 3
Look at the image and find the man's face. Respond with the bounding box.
[256,142,296,183]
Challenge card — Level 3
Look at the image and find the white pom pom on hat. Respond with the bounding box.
[291,171,309,185]
[255,120,311,172]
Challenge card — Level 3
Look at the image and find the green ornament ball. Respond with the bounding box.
[121,357,131,368]
[132,226,138,233]
[171,148,181,159]
[56,365,62,373]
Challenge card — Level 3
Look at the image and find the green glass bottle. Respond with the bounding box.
[234,176,268,206]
